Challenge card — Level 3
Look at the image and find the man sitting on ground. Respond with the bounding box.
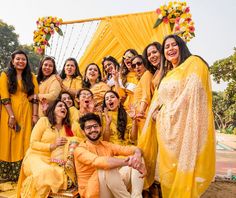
[74,113,146,198]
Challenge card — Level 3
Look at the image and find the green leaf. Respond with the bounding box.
[57,28,63,36]
[170,22,175,32]
[153,19,162,28]
[190,32,195,37]
[45,33,51,41]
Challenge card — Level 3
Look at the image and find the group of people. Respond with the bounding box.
[0,34,215,198]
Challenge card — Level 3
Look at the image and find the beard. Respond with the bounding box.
[86,131,101,141]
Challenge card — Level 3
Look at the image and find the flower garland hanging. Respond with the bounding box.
[33,16,63,55]
[154,1,195,42]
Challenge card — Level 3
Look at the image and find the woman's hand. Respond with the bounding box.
[50,137,68,151]
[104,108,112,126]
[8,116,16,129]
[32,115,39,125]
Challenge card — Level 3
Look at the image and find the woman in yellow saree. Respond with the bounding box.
[139,34,215,198]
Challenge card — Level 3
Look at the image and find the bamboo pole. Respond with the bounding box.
[62,10,153,25]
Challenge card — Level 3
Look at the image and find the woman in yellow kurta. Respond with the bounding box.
[131,55,153,138]
[0,50,39,181]
[58,57,82,96]
[36,56,61,117]
[139,34,215,198]
[82,63,110,106]
[119,49,139,110]
[17,99,78,198]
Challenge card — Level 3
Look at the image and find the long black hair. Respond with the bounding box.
[102,90,127,140]
[82,63,102,89]
[142,42,162,74]
[37,56,57,83]
[7,50,35,96]
[60,57,82,79]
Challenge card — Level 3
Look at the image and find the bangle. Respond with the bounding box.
[33,114,38,117]
[10,115,15,118]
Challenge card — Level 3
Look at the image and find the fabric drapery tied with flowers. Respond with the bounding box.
[33,16,63,55]
[154,1,195,42]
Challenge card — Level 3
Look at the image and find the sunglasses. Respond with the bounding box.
[131,61,143,68]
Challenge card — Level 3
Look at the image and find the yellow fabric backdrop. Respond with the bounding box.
[78,11,171,73]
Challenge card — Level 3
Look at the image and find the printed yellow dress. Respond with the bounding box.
[38,74,61,117]
[17,117,79,198]
[139,56,215,197]
[0,72,38,180]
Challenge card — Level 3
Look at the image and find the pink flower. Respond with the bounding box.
[185,7,190,13]
[189,26,195,33]
[156,8,161,15]
[37,47,43,54]
[186,18,192,23]
[163,17,169,23]
[175,17,180,23]
[175,26,180,31]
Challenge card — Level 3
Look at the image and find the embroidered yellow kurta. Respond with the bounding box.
[139,56,215,197]
[62,76,82,91]
[38,74,61,117]
[0,72,38,162]
[17,117,78,198]
[74,140,136,198]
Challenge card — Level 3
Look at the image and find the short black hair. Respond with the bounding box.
[79,113,102,130]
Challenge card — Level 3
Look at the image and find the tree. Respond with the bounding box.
[20,44,42,74]
[0,19,19,70]
[210,48,236,133]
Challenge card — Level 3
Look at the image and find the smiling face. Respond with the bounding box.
[123,51,135,71]
[61,93,73,108]
[42,59,54,77]
[86,64,99,83]
[164,38,180,67]
[105,92,119,111]
[12,54,27,71]
[54,101,68,119]
[64,60,76,77]
[103,60,116,76]
[132,57,146,79]
[83,119,101,141]
[147,45,161,67]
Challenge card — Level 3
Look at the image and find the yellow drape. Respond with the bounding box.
[78,11,171,73]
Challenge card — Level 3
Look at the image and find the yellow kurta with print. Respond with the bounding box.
[0,72,38,162]
[102,111,134,145]
[62,76,82,91]
[17,117,78,198]
[139,56,215,197]
[38,74,61,117]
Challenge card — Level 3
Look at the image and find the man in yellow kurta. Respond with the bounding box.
[74,113,146,198]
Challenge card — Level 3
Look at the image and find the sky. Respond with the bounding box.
[1,0,236,91]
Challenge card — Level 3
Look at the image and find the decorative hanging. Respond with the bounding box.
[154,1,195,42]
[33,16,63,55]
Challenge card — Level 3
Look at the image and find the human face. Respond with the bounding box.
[12,54,27,71]
[132,57,146,79]
[61,93,73,108]
[105,92,119,111]
[64,60,76,77]
[147,45,161,67]
[164,38,180,67]
[83,120,101,141]
[54,101,67,119]
[103,60,116,75]
[123,51,135,71]
[79,90,93,108]
[42,60,54,77]
[86,65,99,82]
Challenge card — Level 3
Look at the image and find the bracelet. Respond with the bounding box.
[10,115,15,118]
[32,114,38,117]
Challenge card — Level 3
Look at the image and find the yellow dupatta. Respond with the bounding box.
[139,56,215,197]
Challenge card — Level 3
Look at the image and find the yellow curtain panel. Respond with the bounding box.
[77,11,171,73]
